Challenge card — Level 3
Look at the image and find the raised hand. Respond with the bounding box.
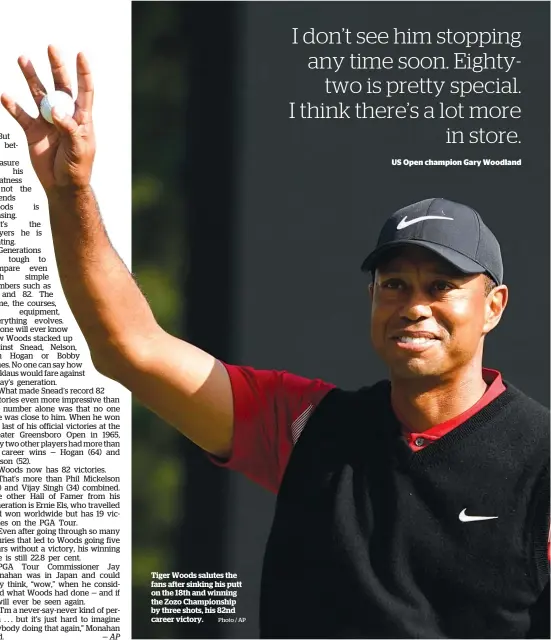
[1,45,95,191]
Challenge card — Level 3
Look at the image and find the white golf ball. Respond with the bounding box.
[39,91,75,124]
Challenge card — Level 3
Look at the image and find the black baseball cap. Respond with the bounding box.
[361,198,503,285]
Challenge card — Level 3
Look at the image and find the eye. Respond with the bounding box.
[380,278,404,290]
[432,280,454,292]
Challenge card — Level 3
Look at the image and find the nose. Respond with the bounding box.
[400,290,433,322]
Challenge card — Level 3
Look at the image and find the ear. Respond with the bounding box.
[368,282,374,301]
[482,285,508,335]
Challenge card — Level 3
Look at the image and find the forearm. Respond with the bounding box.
[4,49,235,454]
[46,185,159,377]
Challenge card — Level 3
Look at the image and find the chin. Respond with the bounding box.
[385,355,447,380]
[391,365,435,380]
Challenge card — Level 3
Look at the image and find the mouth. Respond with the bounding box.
[390,332,440,352]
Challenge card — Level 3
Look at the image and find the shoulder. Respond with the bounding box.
[297,380,391,438]
[503,382,550,424]
[221,361,337,443]
[317,380,391,408]
[210,364,337,492]
[500,383,549,472]
[222,363,335,397]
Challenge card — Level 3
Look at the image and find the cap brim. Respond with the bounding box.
[361,240,486,276]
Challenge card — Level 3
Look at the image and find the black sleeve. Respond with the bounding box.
[527,580,550,639]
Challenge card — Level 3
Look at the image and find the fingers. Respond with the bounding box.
[18,56,47,108]
[11,48,92,130]
[0,93,34,132]
[51,107,79,137]
[75,52,94,116]
[47,45,73,97]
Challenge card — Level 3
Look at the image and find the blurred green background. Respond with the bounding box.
[132,2,239,636]
[132,4,188,638]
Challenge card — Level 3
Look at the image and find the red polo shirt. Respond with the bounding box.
[397,368,506,451]
[211,365,505,493]
[210,365,549,559]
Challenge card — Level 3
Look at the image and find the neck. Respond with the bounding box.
[390,363,488,433]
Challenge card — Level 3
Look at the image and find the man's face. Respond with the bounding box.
[369,246,507,380]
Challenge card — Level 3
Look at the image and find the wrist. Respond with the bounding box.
[46,183,93,203]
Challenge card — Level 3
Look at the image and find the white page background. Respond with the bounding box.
[0,2,132,639]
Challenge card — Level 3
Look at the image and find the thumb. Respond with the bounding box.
[51,106,78,137]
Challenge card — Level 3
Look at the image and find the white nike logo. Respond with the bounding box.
[397,215,454,229]
[459,508,498,523]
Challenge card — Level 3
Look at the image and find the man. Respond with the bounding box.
[3,49,549,639]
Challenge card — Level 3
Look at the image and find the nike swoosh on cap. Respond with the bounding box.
[459,508,498,523]
[397,215,454,229]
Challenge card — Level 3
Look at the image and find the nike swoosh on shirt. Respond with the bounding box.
[459,508,498,522]
[397,215,454,229]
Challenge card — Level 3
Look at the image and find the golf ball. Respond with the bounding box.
[39,91,75,124]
